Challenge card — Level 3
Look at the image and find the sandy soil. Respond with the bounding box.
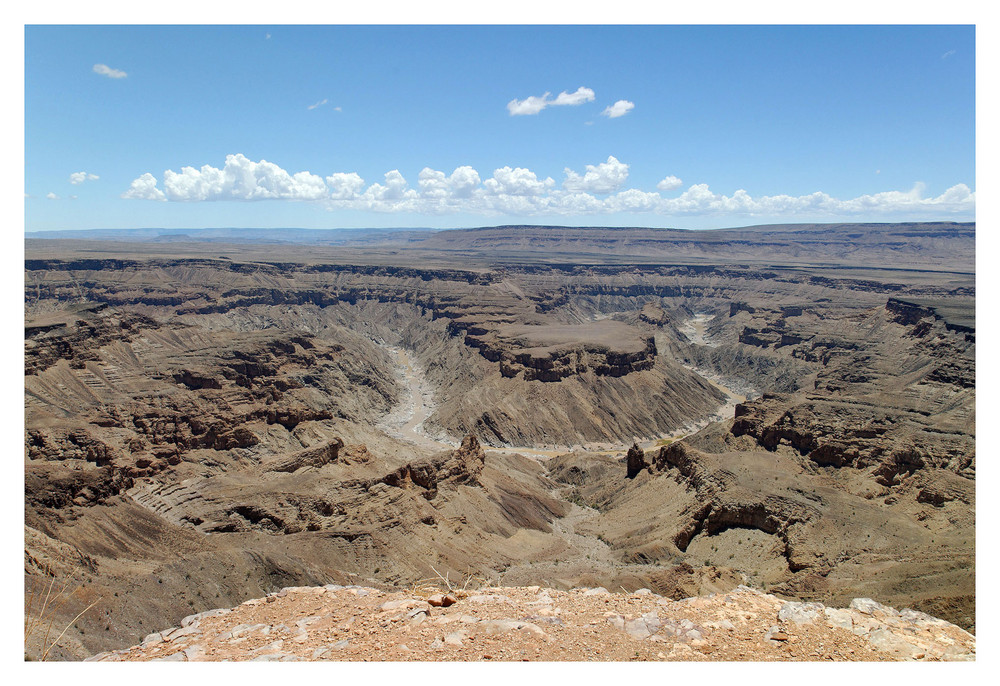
[378,345,457,451]
[679,313,718,347]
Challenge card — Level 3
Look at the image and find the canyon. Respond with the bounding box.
[23,222,975,660]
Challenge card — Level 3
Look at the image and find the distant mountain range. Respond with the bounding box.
[24,227,439,245]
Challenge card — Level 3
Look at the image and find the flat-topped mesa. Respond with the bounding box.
[500,339,656,382]
[465,321,657,382]
[639,303,669,326]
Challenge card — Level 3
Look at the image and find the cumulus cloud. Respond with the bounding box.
[656,175,683,192]
[602,100,635,118]
[648,182,976,218]
[552,87,596,106]
[45,192,58,200]
[508,87,596,115]
[418,166,481,200]
[326,172,365,200]
[160,154,328,201]
[483,166,555,196]
[507,93,551,116]
[121,153,975,221]
[563,156,629,194]
[121,173,166,201]
[356,170,420,212]
[308,98,328,110]
[69,172,99,185]
[93,63,127,79]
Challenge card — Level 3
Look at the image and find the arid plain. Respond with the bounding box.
[23,222,975,660]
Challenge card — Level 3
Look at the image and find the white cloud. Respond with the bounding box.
[648,181,976,218]
[552,192,605,215]
[507,93,551,116]
[607,188,663,212]
[160,154,328,201]
[308,98,328,110]
[69,172,99,185]
[563,156,629,194]
[932,183,975,204]
[371,170,413,200]
[326,172,366,200]
[942,49,956,59]
[357,170,420,212]
[417,168,450,199]
[45,192,58,200]
[121,153,975,222]
[121,173,166,201]
[508,87,596,115]
[418,166,482,200]
[483,166,555,196]
[93,63,127,79]
[602,100,634,118]
[445,166,481,198]
[656,175,683,192]
[552,87,596,107]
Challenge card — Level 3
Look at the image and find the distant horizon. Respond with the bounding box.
[23,219,977,237]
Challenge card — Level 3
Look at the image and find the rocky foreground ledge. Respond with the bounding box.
[84,584,975,662]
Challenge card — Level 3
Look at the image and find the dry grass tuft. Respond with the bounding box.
[406,565,491,600]
[24,568,99,661]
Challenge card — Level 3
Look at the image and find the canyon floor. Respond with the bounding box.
[23,222,975,661]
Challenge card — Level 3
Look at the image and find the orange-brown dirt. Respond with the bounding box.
[84,584,975,662]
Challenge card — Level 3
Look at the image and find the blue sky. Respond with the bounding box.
[23,24,976,231]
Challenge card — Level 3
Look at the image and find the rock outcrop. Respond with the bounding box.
[24,303,159,375]
[82,584,975,662]
[378,435,486,497]
[261,438,345,474]
[727,299,975,482]
[625,443,648,479]
[550,436,974,632]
